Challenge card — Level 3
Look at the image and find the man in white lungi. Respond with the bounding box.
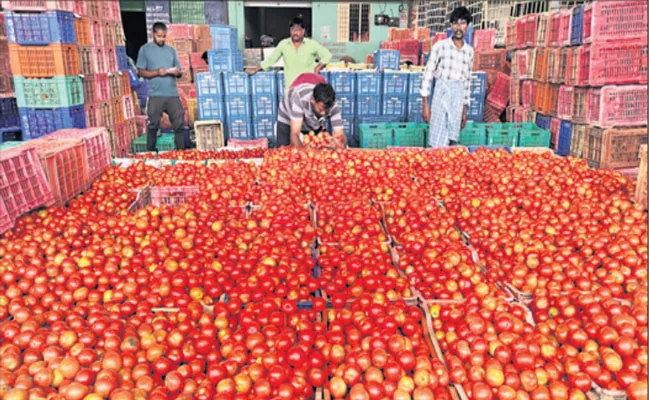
[421,7,474,147]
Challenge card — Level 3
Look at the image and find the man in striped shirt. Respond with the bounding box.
[276,73,347,149]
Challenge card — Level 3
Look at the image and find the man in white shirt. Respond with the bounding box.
[421,7,474,147]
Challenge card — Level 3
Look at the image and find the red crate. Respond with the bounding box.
[134,115,147,136]
[521,80,534,108]
[0,13,5,39]
[105,47,117,72]
[473,50,506,72]
[506,21,517,50]
[523,14,538,48]
[400,54,419,65]
[536,13,549,47]
[177,83,196,99]
[112,97,124,124]
[551,47,568,84]
[0,145,54,221]
[572,87,590,124]
[473,29,496,51]
[588,85,648,129]
[81,74,94,103]
[91,46,108,74]
[190,52,208,70]
[0,192,13,235]
[90,19,103,47]
[9,43,79,78]
[169,39,194,56]
[124,117,138,141]
[486,72,509,111]
[515,49,536,80]
[545,47,559,83]
[119,72,131,96]
[550,117,561,151]
[31,139,88,207]
[74,16,90,46]
[584,42,648,86]
[564,46,583,86]
[420,39,430,54]
[114,22,125,46]
[509,78,521,107]
[584,126,648,169]
[99,101,114,127]
[556,9,571,47]
[168,24,193,40]
[513,106,527,123]
[103,21,116,48]
[557,86,574,120]
[583,1,648,44]
[84,103,99,127]
[397,39,419,54]
[109,121,130,158]
[85,1,101,19]
[122,95,135,120]
[93,73,110,102]
[0,39,11,77]
[0,0,46,10]
[101,0,120,21]
[42,127,111,183]
[108,72,121,99]
[78,45,93,75]
[431,32,446,47]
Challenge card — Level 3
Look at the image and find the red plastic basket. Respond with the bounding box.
[190,52,208,70]
[99,101,114,127]
[124,117,139,141]
[107,122,130,158]
[397,39,419,54]
[524,14,539,48]
[105,47,117,72]
[31,139,89,207]
[521,80,534,109]
[584,42,648,86]
[572,87,590,124]
[108,72,121,99]
[513,106,526,123]
[84,103,99,127]
[0,145,54,221]
[167,24,193,40]
[177,83,196,99]
[473,50,507,72]
[552,47,569,84]
[89,19,103,47]
[515,17,527,49]
[473,29,496,51]
[486,72,510,111]
[509,78,521,107]
[103,20,116,48]
[122,95,135,120]
[583,1,648,44]
[0,191,13,235]
[557,86,574,120]
[550,117,561,151]
[85,1,101,19]
[91,46,108,74]
[548,9,571,47]
[112,97,125,124]
[588,85,648,129]
[93,73,110,102]
[101,0,120,22]
[516,49,536,80]
[506,21,517,50]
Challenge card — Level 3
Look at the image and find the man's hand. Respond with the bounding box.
[246,66,262,76]
[314,63,325,74]
[169,67,181,77]
[422,100,430,123]
[157,68,167,76]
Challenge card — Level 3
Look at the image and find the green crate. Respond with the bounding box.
[0,141,25,152]
[392,122,426,147]
[170,1,205,24]
[14,76,84,109]
[132,134,177,153]
[460,124,487,146]
[359,123,393,149]
[518,128,551,147]
[487,129,518,147]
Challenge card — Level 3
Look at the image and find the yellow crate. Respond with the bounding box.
[186,98,198,126]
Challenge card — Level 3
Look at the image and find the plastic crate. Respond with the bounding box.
[535,114,551,130]
[277,71,285,98]
[337,94,355,117]
[569,123,586,158]
[194,119,224,150]
[252,95,276,117]
[77,45,93,76]
[31,139,88,206]
[473,29,496,51]
[583,1,648,44]
[226,117,252,139]
[533,47,549,82]
[381,71,409,96]
[406,96,424,123]
[635,144,647,207]
[506,21,517,50]
[250,71,277,96]
[168,39,194,57]
[19,105,85,139]
[487,128,518,147]
[355,71,382,95]
[570,4,583,46]
[15,77,83,110]
[104,47,118,72]
[167,23,192,40]
[252,116,275,145]
[486,72,509,111]
[224,95,251,120]
[195,72,222,97]
[100,0,120,22]
[42,127,111,182]
[473,50,507,72]
[208,49,243,72]
[0,145,54,220]
[584,126,648,169]
[102,20,117,48]
[550,117,561,151]
[556,120,573,156]
[93,73,110,102]
[108,73,121,99]
[382,95,407,120]
[572,87,589,124]
[90,46,109,74]
[121,95,135,120]
[373,49,400,71]
[585,42,648,86]
[391,122,426,147]
[111,98,124,124]
[328,71,356,95]
[551,47,568,84]
[518,127,550,147]
[0,98,20,131]
[209,24,237,50]
[222,72,250,96]
[509,78,521,107]
[115,46,129,71]
[556,85,573,121]
[98,101,114,128]
[357,115,401,125]
[459,123,487,146]
[131,133,175,154]
[587,85,648,129]
[550,9,571,47]
[119,72,131,96]
[5,10,75,45]
[197,95,224,120]
[359,123,393,149]
[356,94,382,117]
[536,13,549,47]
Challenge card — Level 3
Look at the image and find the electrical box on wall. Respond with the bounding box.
[388,17,400,27]
[375,14,389,25]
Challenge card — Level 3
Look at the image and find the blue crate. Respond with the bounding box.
[6,11,76,45]
[319,71,329,82]
[329,72,356,95]
[252,95,277,116]
[138,95,148,111]
[0,98,20,131]
[422,52,430,65]
[446,25,474,45]
[19,106,86,140]
[116,46,129,71]
[337,94,355,117]
[557,120,573,156]
[250,71,277,96]
[222,72,250,95]
[224,95,251,120]
[407,96,424,123]
[277,71,285,99]
[374,49,400,71]
[570,5,583,46]
[383,72,410,95]
[208,50,243,72]
[536,114,551,130]
[467,100,484,122]
[253,115,276,145]
[357,115,401,125]
[470,72,487,97]
[356,94,382,117]
[196,72,223,97]
[209,24,238,50]
[1,130,22,143]
[408,72,424,95]
[382,95,407,120]
[226,117,252,139]
[356,71,382,95]
[197,95,224,120]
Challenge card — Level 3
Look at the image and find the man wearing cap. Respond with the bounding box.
[248,16,332,89]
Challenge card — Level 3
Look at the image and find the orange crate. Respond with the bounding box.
[112,97,125,124]
[534,47,549,82]
[584,126,649,170]
[8,43,79,78]
[169,39,194,56]
[31,139,89,207]
[125,117,138,141]
[542,84,559,116]
[194,24,210,41]
[74,16,90,46]
[545,48,559,83]
[78,45,93,75]
[119,72,131,96]
[473,50,507,72]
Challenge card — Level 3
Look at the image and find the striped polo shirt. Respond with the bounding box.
[278,83,344,133]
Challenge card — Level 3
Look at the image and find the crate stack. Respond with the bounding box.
[508,1,648,173]
[250,72,278,147]
[170,0,205,25]
[0,11,21,142]
[4,2,86,142]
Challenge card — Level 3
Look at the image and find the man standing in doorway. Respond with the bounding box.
[421,7,474,147]
[136,22,186,151]
[248,16,332,89]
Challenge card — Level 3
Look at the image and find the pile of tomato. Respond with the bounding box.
[0,147,646,400]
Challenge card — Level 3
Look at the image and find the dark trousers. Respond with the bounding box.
[276,122,323,147]
[146,96,186,151]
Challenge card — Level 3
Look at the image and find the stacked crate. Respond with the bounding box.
[0,12,21,142]
[381,71,409,124]
[250,72,278,146]
[508,1,648,171]
[223,72,252,140]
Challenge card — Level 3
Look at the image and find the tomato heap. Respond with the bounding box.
[0,147,647,400]
[130,148,268,160]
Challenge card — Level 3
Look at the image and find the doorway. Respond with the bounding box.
[244,4,312,48]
